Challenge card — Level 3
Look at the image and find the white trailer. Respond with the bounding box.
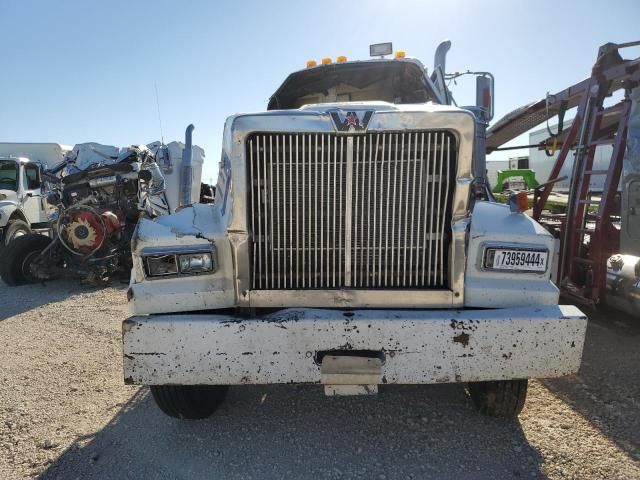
[528,122,614,192]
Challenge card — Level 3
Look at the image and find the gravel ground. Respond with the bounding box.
[0,279,639,479]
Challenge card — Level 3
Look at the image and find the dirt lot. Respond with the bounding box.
[0,279,638,480]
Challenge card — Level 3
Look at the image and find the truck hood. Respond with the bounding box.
[226,101,473,124]
[296,101,461,114]
[0,190,18,204]
[288,101,472,118]
[0,191,19,226]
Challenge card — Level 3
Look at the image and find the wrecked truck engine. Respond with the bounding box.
[0,146,169,285]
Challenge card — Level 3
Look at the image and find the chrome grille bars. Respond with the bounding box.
[247,131,457,290]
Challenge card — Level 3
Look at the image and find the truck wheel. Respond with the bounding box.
[0,234,51,286]
[150,385,229,419]
[3,219,31,246]
[468,379,528,417]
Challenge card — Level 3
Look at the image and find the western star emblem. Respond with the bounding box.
[329,110,374,133]
[345,112,359,126]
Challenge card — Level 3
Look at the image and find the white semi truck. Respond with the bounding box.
[122,43,587,419]
[0,143,70,248]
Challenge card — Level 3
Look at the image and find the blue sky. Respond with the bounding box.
[1,0,639,182]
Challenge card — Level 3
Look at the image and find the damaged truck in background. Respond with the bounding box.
[0,130,206,285]
[123,42,588,419]
[0,143,70,248]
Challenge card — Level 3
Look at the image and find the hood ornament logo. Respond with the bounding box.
[329,110,374,133]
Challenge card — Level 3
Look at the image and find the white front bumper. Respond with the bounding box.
[122,305,587,386]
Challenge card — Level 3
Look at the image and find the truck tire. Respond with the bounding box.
[3,219,31,247]
[0,233,51,286]
[468,379,528,417]
[150,385,229,419]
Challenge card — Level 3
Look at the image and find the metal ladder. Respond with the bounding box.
[562,96,630,306]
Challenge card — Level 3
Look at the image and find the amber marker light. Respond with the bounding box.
[509,191,530,213]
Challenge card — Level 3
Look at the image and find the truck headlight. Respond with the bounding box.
[143,246,216,278]
[179,252,213,274]
[146,254,179,276]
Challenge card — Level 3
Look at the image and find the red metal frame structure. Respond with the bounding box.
[553,94,630,306]
[487,41,640,306]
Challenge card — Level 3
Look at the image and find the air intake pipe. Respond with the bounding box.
[180,124,195,207]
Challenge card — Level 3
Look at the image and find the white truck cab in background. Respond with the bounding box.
[122,43,588,421]
[0,143,70,247]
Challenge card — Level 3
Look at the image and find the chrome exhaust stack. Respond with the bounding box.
[180,124,195,207]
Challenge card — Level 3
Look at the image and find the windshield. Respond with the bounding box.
[0,160,19,191]
[268,60,437,110]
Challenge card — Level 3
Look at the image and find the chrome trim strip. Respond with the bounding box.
[248,289,454,308]
[141,245,213,255]
[320,134,324,287]
[344,136,354,287]
[415,132,425,286]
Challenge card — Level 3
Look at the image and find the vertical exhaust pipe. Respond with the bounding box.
[433,40,451,75]
[181,124,195,207]
[432,40,452,102]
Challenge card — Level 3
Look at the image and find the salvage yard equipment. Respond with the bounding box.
[492,168,539,193]
[0,145,169,285]
[122,42,587,420]
[487,41,640,309]
[0,126,207,285]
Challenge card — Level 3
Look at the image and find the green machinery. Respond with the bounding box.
[492,169,539,193]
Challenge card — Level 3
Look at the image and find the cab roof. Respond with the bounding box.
[0,156,32,164]
[267,58,439,110]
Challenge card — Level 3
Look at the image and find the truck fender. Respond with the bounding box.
[0,203,26,228]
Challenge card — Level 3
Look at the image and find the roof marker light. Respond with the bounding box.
[306,60,317,68]
[321,57,332,65]
[336,55,347,63]
[395,50,406,59]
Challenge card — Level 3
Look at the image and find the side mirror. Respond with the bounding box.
[476,74,494,122]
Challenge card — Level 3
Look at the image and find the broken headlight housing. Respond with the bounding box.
[143,246,216,278]
[145,254,179,277]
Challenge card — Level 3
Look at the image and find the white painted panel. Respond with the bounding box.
[123,305,587,386]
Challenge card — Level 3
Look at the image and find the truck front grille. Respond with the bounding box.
[247,131,457,290]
